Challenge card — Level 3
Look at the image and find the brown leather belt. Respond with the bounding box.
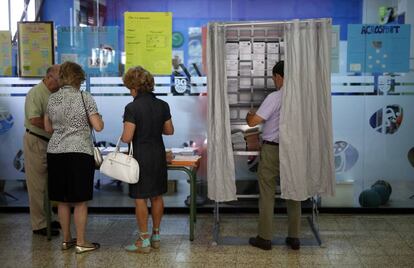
[26,129,50,142]
[263,140,279,146]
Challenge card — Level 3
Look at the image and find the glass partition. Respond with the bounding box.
[0,0,413,209]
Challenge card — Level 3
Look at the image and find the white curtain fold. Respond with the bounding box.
[280,19,335,201]
[206,22,237,202]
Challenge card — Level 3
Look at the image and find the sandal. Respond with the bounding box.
[125,232,151,254]
[61,238,77,250]
[75,242,100,254]
[151,228,161,249]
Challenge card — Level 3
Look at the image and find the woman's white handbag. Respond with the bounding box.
[100,138,139,184]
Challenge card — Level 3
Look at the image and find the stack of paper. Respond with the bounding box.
[171,147,198,156]
[232,131,246,151]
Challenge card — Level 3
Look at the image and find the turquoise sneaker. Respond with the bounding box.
[125,233,151,253]
[151,228,160,249]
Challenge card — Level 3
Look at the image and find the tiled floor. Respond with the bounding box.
[0,213,414,267]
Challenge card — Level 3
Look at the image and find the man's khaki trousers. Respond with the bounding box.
[257,143,301,240]
[23,132,48,230]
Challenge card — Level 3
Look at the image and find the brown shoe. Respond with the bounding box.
[248,235,271,250]
[33,227,59,236]
[285,237,300,250]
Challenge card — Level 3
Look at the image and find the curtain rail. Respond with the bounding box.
[222,18,331,27]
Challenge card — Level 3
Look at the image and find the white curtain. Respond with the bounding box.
[280,19,335,201]
[206,23,237,202]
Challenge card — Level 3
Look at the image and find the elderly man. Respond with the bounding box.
[24,65,61,236]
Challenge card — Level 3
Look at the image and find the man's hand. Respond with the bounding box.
[29,117,45,129]
[246,110,264,127]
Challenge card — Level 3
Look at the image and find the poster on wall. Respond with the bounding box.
[57,26,119,76]
[17,22,54,77]
[0,31,12,76]
[187,27,202,76]
[124,12,172,75]
[347,24,411,73]
[331,26,340,73]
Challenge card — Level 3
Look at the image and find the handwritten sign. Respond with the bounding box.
[125,12,172,75]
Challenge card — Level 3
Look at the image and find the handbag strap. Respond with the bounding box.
[115,137,134,157]
[80,91,97,143]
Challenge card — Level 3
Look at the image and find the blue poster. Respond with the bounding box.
[347,24,411,73]
[57,26,119,76]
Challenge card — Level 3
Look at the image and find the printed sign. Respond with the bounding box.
[0,31,12,76]
[17,22,54,77]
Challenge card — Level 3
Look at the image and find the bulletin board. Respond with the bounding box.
[124,12,172,75]
[0,31,12,76]
[17,21,54,77]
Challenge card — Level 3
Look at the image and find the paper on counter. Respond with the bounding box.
[102,147,129,153]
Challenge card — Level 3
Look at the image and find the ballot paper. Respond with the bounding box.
[225,42,239,55]
[239,53,252,61]
[230,109,238,120]
[240,78,251,88]
[253,78,265,87]
[227,78,238,93]
[267,42,279,54]
[253,42,265,53]
[226,60,238,76]
[253,60,265,70]
[267,54,279,61]
[239,41,252,54]
[239,41,252,60]
[253,53,265,60]
[239,62,252,76]
[226,43,239,60]
[228,93,238,104]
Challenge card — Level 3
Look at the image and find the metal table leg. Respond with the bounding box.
[168,166,196,241]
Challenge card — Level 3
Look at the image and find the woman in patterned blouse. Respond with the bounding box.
[44,61,104,254]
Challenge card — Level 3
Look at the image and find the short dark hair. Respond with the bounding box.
[272,61,284,78]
